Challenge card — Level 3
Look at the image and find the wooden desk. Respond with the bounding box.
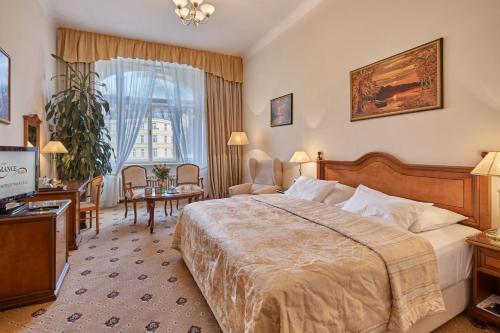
[27,180,87,251]
[0,200,70,310]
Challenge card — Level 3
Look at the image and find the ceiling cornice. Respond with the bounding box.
[243,0,324,60]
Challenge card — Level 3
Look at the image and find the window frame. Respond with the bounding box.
[124,100,179,165]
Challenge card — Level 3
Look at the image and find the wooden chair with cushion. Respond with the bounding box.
[122,165,148,224]
[80,176,103,234]
[228,158,283,196]
[171,163,204,211]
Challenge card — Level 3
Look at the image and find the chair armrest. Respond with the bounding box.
[228,183,252,196]
[124,182,134,199]
[199,177,204,189]
[252,185,281,195]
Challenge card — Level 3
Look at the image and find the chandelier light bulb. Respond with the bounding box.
[172,0,188,8]
[200,3,215,16]
[195,10,206,21]
[180,7,190,18]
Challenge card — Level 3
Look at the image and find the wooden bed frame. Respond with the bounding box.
[317,152,491,230]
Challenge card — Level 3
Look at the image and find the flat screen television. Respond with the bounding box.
[0,146,39,213]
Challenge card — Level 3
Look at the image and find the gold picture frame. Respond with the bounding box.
[350,38,443,121]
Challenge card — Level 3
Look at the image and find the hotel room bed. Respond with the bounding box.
[172,153,491,333]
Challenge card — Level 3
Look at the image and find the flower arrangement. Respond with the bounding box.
[152,164,170,181]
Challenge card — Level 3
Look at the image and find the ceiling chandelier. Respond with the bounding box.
[172,0,216,27]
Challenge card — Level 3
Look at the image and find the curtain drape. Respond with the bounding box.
[205,73,243,199]
[57,28,243,83]
[96,58,156,207]
[156,62,207,168]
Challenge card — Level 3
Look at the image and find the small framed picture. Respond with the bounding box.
[271,93,293,127]
[0,47,11,125]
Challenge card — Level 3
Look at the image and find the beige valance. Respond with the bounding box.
[57,28,243,83]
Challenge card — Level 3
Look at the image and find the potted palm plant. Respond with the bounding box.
[45,54,114,180]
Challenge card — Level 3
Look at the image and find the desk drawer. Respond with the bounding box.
[478,247,500,277]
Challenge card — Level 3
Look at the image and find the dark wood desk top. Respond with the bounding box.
[0,200,70,220]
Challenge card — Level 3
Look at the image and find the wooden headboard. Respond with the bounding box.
[317,152,491,230]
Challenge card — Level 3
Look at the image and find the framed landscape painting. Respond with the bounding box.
[271,93,293,127]
[0,47,10,124]
[351,38,443,121]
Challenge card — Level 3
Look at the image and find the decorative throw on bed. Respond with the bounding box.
[172,194,445,333]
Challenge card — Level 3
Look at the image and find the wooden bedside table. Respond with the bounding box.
[467,231,500,325]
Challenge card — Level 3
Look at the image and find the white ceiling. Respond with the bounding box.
[37,0,312,56]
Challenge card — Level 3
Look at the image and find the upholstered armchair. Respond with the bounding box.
[229,158,283,196]
[171,163,204,210]
[122,165,148,223]
[171,163,204,191]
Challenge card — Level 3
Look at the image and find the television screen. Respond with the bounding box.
[0,149,38,202]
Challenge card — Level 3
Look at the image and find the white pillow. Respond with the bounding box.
[285,176,337,202]
[341,185,432,230]
[323,183,356,206]
[410,206,468,233]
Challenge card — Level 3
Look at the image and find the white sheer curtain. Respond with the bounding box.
[157,62,206,168]
[97,58,156,207]
[96,58,207,207]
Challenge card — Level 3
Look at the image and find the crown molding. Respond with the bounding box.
[243,0,324,60]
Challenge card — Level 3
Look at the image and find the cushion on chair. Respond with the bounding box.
[122,166,147,188]
[249,158,283,186]
[176,184,203,193]
[125,188,145,200]
[80,201,97,211]
[177,164,200,185]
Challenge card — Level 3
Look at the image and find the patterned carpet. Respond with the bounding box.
[0,202,498,333]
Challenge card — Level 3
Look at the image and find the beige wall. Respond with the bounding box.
[243,0,500,225]
[0,0,56,175]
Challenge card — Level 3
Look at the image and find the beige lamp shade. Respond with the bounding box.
[289,151,311,164]
[41,141,68,154]
[227,132,249,146]
[471,152,500,176]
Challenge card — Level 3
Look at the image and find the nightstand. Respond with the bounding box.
[467,231,500,325]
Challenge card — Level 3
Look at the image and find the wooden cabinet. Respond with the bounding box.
[467,232,500,325]
[27,180,87,250]
[0,201,70,310]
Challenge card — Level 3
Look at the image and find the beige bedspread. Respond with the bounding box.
[171,194,444,333]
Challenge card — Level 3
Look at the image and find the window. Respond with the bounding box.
[99,59,206,166]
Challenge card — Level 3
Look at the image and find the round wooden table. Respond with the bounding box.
[142,190,204,233]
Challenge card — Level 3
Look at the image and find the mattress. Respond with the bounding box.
[418,224,480,290]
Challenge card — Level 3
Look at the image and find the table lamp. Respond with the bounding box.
[41,141,68,182]
[472,152,500,234]
[289,151,311,176]
[227,132,249,146]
